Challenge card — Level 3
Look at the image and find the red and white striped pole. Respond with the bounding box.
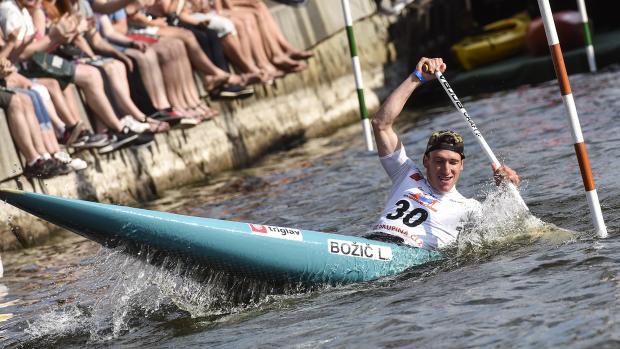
[537,0,607,237]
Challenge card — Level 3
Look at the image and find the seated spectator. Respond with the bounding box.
[125,0,253,91]
[43,0,169,133]
[216,0,311,76]
[1,59,86,178]
[0,0,150,154]
[100,11,215,121]
[159,0,270,84]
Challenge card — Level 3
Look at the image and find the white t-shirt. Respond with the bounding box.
[372,146,480,250]
[0,0,34,42]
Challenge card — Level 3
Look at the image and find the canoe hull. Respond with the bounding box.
[0,189,442,284]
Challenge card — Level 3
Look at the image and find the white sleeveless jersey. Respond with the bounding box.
[372,146,480,250]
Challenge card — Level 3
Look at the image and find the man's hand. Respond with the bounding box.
[492,164,520,187]
[416,57,446,82]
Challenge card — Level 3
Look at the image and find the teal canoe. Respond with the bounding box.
[0,189,442,284]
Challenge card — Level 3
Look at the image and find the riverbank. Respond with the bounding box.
[0,2,394,250]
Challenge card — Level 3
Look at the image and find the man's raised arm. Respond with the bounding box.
[372,57,445,157]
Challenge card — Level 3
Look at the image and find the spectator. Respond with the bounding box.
[216,0,311,75]
[0,0,148,154]
[125,0,253,91]
[160,0,269,84]
[1,59,85,178]
[44,0,164,133]
[110,7,226,115]
[100,11,213,122]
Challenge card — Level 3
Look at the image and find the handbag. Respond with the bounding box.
[23,52,76,89]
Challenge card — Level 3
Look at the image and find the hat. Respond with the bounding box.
[425,130,465,159]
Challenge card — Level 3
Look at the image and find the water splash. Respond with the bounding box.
[25,244,312,342]
[456,183,575,260]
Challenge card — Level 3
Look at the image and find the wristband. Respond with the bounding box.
[413,69,427,83]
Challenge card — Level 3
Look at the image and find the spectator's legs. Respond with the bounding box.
[124,47,172,111]
[170,47,202,118]
[30,84,71,142]
[73,64,124,132]
[219,32,261,74]
[249,9,304,70]
[14,88,60,154]
[230,16,253,59]
[174,43,217,117]
[62,86,84,122]
[156,26,232,90]
[153,38,194,116]
[255,1,313,59]
[33,78,81,128]
[228,11,283,78]
[100,60,148,121]
[5,93,41,163]
[19,93,52,156]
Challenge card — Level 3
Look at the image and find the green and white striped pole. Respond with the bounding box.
[576,0,597,72]
[341,0,374,151]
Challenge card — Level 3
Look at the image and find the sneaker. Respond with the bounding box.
[133,132,154,146]
[54,151,88,171]
[23,158,72,179]
[23,158,52,179]
[121,116,150,134]
[47,158,73,177]
[151,110,197,129]
[98,127,139,155]
[72,131,110,149]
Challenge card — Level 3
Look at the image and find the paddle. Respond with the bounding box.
[424,65,529,210]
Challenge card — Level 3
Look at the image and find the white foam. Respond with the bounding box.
[456,183,572,255]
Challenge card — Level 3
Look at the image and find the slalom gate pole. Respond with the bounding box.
[340,0,374,152]
[537,0,607,237]
[431,71,528,210]
[576,0,597,72]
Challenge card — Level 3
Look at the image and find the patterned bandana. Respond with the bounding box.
[424,130,465,159]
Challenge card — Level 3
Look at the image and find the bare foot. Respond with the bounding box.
[203,73,230,91]
[240,72,262,85]
[289,50,314,60]
[271,55,304,70]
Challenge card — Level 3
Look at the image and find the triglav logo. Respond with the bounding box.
[247,223,303,241]
[249,223,268,234]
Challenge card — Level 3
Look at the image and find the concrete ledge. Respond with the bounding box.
[0,12,395,250]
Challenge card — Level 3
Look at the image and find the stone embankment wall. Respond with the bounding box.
[0,0,398,249]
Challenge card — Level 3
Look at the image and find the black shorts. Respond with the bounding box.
[364,232,405,245]
[0,88,15,109]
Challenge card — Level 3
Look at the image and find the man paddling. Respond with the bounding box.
[367,57,520,250]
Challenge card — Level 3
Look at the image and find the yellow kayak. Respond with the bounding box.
[452,14,530,70]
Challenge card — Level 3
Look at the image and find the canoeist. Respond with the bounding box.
[367,57,520,250]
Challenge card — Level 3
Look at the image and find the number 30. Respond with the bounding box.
[385,199,428,227]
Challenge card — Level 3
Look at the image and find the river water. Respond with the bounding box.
[2,67,620,348]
